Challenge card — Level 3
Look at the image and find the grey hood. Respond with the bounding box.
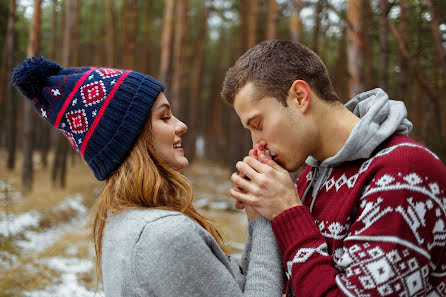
[302,88,413,205]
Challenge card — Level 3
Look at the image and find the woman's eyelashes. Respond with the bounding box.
[161,113,171,121]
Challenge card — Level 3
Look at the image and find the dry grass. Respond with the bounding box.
[0,149,101,215]
[0,151,251,294]
[0,257,62,296]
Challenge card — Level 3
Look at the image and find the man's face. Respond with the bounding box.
[233,82,314,172]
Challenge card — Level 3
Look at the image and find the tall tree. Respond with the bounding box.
[399,0,409,100]
[170,0,189,120]
[266,0,277,40]
[138,0,152,73]
[72,0,81,66]
[206,28,228,162]
[159,0,174,84]
[312,0,324,53]
[247,0,258,48]
[237,0,248,56]
[334,26,349,102]
[187,1,211,160]
[106,0,116,66]
[5,0,16,170]
[290,0,303,42]
[378,0,390,91]
[22,0,42,193]
[120,0,138,69]
[347,0,364,97]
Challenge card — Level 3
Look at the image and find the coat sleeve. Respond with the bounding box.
[272,169,446,296]
[132,215,284,297]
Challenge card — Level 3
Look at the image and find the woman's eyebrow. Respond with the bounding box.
[155,103,171,111]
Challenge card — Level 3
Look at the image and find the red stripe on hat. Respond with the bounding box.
[80,70,132,157]
[54,67,96,128]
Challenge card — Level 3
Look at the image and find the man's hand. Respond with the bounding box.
[230,147,302,221]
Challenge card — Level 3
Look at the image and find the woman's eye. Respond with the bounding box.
[161,116,171,121]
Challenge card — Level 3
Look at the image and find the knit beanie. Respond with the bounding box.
[12,57,164,181]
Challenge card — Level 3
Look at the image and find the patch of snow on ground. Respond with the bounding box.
[24,257,100,297]
[19,194,88,252]
[0,210,41,237]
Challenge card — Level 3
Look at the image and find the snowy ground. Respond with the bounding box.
[1,161,247,296]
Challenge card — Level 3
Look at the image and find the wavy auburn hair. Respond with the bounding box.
[92,117,227,285]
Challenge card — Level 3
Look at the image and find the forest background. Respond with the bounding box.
[0,0,445,296]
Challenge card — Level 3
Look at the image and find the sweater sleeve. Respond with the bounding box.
[272,171,446,296]
[132,215,284,297]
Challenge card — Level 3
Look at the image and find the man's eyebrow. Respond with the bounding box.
[155,103,171,111]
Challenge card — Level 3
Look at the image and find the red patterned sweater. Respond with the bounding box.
[272,134,446,296]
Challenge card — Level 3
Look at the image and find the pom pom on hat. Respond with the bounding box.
[12,57,63,106]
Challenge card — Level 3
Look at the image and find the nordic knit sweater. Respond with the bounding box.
[102,208,284,297]
[271,89,446,296]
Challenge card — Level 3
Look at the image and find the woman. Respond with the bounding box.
[12,57,284,296]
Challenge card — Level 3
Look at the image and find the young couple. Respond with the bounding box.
[13,40,446,296]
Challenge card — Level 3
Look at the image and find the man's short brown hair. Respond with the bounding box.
[221,39,340,106]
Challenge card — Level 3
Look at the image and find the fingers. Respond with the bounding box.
[231,172,256,193]
[229,187,255,205]
[236,160,259,181]
[243,156,273,175]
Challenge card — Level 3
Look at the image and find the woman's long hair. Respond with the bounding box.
[92,117,227,285]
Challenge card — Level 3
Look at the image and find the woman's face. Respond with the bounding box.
[150,93,189,171]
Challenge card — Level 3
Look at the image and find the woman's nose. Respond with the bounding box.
[175,119,187,135]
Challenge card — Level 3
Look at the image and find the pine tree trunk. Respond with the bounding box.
[399,0,409,100]
[378,0,389,91]
[171,0,189,120]
[22,0,42,193]
[312,0,323,53]
[237,0,248,56]
[206,29,227,162]
[120,0,137,69]
[247,0,258,48]
[106,0,115,67]
[72,0,81,66]
[290,0,303,43]
[6,0,16,170]
[266,0,277,40]
[362,0,374,89]
[186,2,211,160]
[159,0,174,85]
[139,0,152,73]
[347,0,364,97]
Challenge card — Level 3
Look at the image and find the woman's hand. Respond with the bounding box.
[234,146,273,221]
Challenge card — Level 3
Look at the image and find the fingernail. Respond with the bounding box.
[253,150,258,156]
[258,144,264,151]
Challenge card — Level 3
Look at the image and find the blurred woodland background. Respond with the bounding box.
[0,0,445,295]
[0,0,445,193]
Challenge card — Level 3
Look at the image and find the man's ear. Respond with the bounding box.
[287,80,311,113]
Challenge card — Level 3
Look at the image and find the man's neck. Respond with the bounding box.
[312,101,360,162]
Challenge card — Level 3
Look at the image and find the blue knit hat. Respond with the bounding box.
[12,57,164,180]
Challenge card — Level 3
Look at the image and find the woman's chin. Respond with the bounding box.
[173,157,189,171]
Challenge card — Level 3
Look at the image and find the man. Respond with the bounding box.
[222,39,446,296]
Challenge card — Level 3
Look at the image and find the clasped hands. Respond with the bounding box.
[230,145,302,221]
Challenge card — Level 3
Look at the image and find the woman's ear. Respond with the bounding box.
[287,80,311,113]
